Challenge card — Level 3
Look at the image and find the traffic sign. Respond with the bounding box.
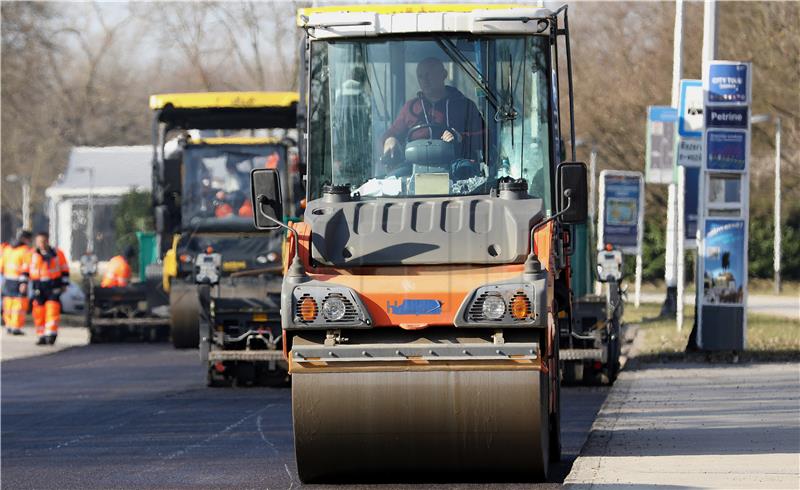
[678,80,703,138]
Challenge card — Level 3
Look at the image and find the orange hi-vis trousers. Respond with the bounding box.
[3,296,28,329]
[33,299,60,336]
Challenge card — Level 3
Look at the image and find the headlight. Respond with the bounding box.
[481,293,506,320]
[322,295,346,321]
[291,286,371,328]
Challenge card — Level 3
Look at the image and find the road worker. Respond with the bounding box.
[0,240,8,327]
[30,231,69,345]
[100,246,134,288]
[1,230,32,335]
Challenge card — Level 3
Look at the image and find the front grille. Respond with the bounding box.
[322,293,360,323]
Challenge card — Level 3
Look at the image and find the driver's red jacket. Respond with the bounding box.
[382,86,484,161]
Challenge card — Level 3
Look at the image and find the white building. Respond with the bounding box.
[45,146,152,264]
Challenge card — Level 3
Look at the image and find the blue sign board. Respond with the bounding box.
[678,80,704,138]
[708,63,749,104]
[684,166,700,243]
[702,219,746,305]
[602,174,643,252]
[649,106,677,122]
[706,130,747,171]
[706,106,749,129]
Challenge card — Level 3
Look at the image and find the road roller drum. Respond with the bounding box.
[289,330,551,482]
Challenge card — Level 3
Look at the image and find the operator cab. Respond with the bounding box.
[307,32,553,204]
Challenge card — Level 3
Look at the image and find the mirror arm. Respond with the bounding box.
[257,196,308,281]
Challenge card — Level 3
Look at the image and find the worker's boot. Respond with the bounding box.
[10,328,24,336]
[36,336,47,345]
[46,334,57,345]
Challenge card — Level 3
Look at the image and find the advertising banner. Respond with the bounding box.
[684,166,700,247]
[598,171,644,254]
[706,130,747,171]
[701,219,746,306]
[646,106,677,184]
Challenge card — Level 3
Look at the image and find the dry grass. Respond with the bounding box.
[624,302,800,362]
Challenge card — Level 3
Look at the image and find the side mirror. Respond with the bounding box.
[558,162,588,224]
[251,168,284,230]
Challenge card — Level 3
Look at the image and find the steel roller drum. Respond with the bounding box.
[292,367,549,482]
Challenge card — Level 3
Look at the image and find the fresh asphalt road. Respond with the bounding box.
[1,342,609,489]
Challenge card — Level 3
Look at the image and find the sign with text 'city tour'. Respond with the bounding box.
[707,62,749,105]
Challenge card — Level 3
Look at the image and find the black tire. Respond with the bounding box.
[169,284,200,349]
[549,326,562,463]
[606,319,622,384]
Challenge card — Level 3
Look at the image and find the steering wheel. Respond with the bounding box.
[406,122,458,142]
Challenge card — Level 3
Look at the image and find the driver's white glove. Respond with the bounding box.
[383,137,399,156]
[441,130,455,143]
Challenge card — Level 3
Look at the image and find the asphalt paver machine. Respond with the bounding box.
[150,92,301,385]
[251,3,588,482]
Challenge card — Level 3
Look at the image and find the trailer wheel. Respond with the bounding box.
[170,284,200,349]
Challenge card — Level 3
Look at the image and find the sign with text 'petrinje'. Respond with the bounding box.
[706,106,749,129]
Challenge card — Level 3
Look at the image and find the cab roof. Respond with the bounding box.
[298,3,541,17]
[150,91,298,130]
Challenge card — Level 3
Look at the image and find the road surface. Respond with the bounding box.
[1,342,609,489]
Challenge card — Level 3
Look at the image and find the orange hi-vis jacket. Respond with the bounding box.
[0,244,31,283]
[30,247,69,286]
[101,255,131,288]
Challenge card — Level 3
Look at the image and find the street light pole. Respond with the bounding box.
[76,167,95,255]
[774,117,782,293]
[4,174,31,230]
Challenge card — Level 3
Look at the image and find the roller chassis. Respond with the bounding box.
[197,276,287,387]
[561,279,624,385]
[83,276,170,343]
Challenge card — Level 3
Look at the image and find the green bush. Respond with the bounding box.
[114,190,153,275]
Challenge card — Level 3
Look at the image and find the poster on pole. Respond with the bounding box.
[706,130,748,171]
[646,106,677,184]
[597,171,645,254]
[678,80,704,138]
[684,166,700,248]
[700,219,746,306]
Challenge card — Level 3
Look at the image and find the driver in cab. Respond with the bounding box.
[382,57,484,166]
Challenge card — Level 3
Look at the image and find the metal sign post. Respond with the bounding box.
[675,79,704,331]
[597,171,645,307]
[697,61,751,351]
